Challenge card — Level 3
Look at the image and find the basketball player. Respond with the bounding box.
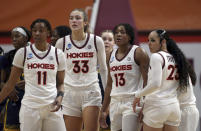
[133,29,190,131]
[55,9,108,131]
[101,30,115,62]
[100,23,149,131]
[99,30,115,130]
[0,18,66,131]
[0,26,31,131]
[178,62,199,131]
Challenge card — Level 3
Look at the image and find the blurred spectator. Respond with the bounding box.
[51,25,71,46]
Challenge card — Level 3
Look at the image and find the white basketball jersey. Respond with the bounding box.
[22,45,58,108]
[109,45,143,97]
[63,34,98,87]
[145,51,179,105]
[178,77,196,106]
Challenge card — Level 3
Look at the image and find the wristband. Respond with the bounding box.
[57,91,64,97]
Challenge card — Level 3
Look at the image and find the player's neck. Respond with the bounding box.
[106,48,113,55]
[35,42,49,51]
[118,44,132,54]
[160,47,168,52]
[71,31,86,41]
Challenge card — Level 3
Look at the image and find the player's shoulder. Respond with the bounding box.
[94,35,102,41]
[56,37,64,45]
[89,33,101,40]
[16,47,25,54]
[93,35,104,46]
[151,52,162,58]
[50,45,62,54]
[150,52,164,64]
[56,47,64,55]
[55,36,70,49]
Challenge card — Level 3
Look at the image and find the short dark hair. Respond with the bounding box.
[55,25,71,38]
[30,18,52,34]
[113,23,135,45]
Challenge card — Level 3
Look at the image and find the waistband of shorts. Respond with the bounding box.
[64,82,99,91]
[111,95,135,102]
[180,104,196,109]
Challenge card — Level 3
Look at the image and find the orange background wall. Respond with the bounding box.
[130,0,201,31]
[0,0,201,32]
[0,0,94,31]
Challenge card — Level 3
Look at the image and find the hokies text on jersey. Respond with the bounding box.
[66,52,94,59]
[110,65,132,72]
[27,63,55,70]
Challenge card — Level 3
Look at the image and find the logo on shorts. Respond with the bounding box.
[27,53,33,60]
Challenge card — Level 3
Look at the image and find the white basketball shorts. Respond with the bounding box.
[19,104,66,131]
[110,96,140,131]
[143,102,181,128]
[62,82,102,117]
[179,105,199,131]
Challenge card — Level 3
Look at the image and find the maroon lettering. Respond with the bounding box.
[27,63,55,70]
[110,65,132,72]
[66,52,94,59]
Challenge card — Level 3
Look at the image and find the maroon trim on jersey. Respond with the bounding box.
[30,44,51,59]
[115,45,133,62]
[134,47,139,66]
[23,47,27,66]
[157,52,165,69]
[94,35,98,52]
[55,48,59,65]
[70,33,90,49]
[63,36,65,52]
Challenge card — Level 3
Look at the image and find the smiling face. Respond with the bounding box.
[101,31,115,53]
[69,10,86,32]
[113,25,131,47]
[148,31,161,53]
[31,22,49,43]
[11,31,27,49]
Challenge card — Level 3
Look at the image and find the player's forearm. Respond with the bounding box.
[56,70,65,94]
[136,66,162,98]
[140,65,148,88]
[135,82,160,98]
[99,68,108,90]
[0,82,5,90]
[101,78,112,112]
[56,83,64,93]
[0,82,15,103]
[97,38,108,90]
[101,86,111,112]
